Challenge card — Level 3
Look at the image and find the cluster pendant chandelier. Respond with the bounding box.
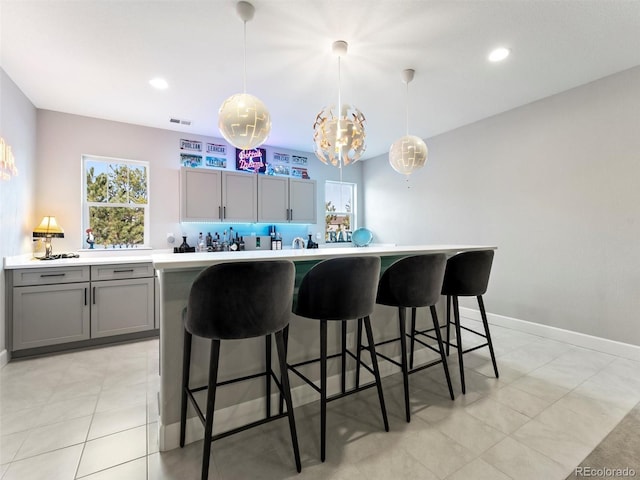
[389,69,428,175]
[313,40,366,169]
[218,1,271,150]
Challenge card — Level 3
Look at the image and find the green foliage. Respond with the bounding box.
[86,162,148,246]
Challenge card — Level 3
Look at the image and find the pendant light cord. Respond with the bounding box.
[243,20,247,93]
[405,80,409,136]
[337,54,344,180]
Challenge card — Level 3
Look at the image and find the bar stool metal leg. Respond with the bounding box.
[409,307,417,369]
[398,307,411,422]
[265,334,272,418]
[446,295,452,356]
[452,296,466,394]
[430,305,455,400]
[355,318,363,389]
[363,316,390,432]
[275,329,302,473]
[201,340,221,480]
[180,329,192,448]
[341,321,347,394]
[320,319,328,462]
[478,296,499,378]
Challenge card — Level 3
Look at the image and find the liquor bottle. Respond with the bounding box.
[198,233,205,252]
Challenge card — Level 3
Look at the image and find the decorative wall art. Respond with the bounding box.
[236,148,267,173]
[206,143,227,155]
[180,153,202,167]
[273,152,290,163]
[205,156,227,168]
[292,155,308,166]
[180,139,202,152]
[291,166,309,179]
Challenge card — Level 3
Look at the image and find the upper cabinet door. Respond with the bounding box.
[180,168,222,222]
[258,176,289,223]
[222,171,258,222]
[289,178,317,223]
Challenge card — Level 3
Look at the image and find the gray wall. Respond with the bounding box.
[35,110,363,252]
[0,68,37,361]
[363,66,640,346]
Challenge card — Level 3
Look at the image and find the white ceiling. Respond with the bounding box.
[2,0,639,159]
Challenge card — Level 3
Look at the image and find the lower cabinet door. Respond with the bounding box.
[13,283,90,350]
[91,278,154,337]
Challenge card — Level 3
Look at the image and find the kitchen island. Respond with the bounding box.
[152,244,497,450]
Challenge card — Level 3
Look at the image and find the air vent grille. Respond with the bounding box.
[169,118,192,126]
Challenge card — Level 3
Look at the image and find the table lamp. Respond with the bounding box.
[33,216,64,259]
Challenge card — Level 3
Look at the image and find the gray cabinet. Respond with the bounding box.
[12,262,155,351]
[180,168,222,222]
[180,168,257,223]
[222,171,258,222]
[258,176,317,224]
[13,266,91,350]
[90,263,155,338]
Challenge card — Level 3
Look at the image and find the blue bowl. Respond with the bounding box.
[352,228,373,247]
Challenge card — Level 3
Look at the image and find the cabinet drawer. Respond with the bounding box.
[13,266,90,286]
[91,263,154,281]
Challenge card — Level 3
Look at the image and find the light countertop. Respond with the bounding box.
[151,244,497,271]
[5,244,497,270]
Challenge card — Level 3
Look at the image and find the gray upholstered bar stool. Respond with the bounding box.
[441,249,499,394]
[180,260,301,480]
[369,253,454,422]
[288,255,388,462]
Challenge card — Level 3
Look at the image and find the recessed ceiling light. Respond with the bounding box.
[149,78,169,89]
[488,47,510,63]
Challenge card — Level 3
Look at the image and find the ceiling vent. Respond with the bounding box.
[169,118,192,126]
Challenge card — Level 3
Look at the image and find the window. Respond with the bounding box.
[83,156,149,248]
[325,181,356,242]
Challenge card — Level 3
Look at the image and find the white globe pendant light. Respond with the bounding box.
[218,1,271,150]
[389,69,428,175]
[313,40,366,169]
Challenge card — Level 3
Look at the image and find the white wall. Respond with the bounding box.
[0,68,37,364]
[35,111,363,252]
[363,66,640,346]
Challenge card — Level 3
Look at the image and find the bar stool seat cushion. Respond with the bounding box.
[441,250,494,297]
[294,256,381,321]
[184,261,295,340]
[377,254,447,308]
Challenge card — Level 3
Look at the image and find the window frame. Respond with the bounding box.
[81,154,150,249]
[324,180,357,243]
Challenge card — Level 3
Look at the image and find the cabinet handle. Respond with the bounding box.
[40,273,66,278]
[286,208,290,220]
[113,269,134,273]
[84,288,87,306]
[93,287,96,305]
[218,206,221,219]
[223,206,226,219]
[290,209,293,220]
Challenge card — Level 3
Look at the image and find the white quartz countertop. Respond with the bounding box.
[151,244,497,271]
[3,252,155,269]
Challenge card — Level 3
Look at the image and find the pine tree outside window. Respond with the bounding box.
[83,155,149,248]
[325,181,356,243]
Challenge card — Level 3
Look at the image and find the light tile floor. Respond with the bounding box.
[1,320,640,479]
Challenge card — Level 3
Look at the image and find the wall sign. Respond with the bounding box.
[1,137,19,181]
[180,139,202,152]
[236,148,266,173]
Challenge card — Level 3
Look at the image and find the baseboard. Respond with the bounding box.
[0,349,7,369]
[159,345,438,451]
[458,307,640,362]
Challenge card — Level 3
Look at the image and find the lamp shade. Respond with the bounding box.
[389,135,428,175]
[313,104,366,167]
[218,93,271,150]
[32,216,64,238]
